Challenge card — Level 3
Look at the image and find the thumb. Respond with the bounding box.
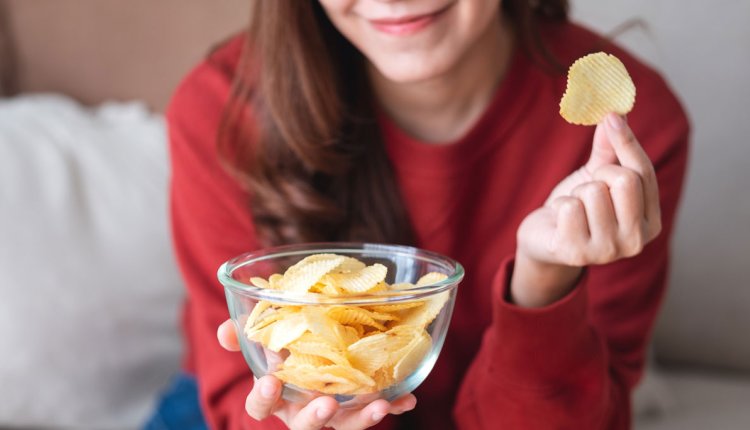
[584,117,619,172]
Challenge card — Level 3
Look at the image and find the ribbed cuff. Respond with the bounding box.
[487,256,599,388]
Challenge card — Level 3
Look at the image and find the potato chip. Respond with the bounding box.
[366,302,424,313]
[280,254,346,293]
[559,52,636,126]
[301,306,348,349]
[319,364,376,390]
[392,331,432,381]
[416,272,448,287]
[336,257,367,273]
[250,276,271,289]
[325,263,388,293]
[389,282,415,291]
[310,281,345,296]
[373,366,396,390]
[327,306,387,331]
[287,332,350,367]
[267,313,309,352]
[347,326,416,374]
[269,273,284,289]
[274,365,358,394]
[246,300,272,327]
[396,291,450,328]
[341,325,361,345]
[245,321,274,345]
[348,323,365,338]
[367,281,389,293]
[283,353,332,368]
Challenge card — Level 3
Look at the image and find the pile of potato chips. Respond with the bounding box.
[560,51,636,126]
[243,253,449,395]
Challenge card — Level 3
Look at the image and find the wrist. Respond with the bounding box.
[509,251,583,308]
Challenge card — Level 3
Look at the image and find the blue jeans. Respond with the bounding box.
[143,373,208,430]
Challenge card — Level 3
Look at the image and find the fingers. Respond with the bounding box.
[217,319,241,351]
[245,376,283,421]
[388,394,418,415]
[288,396,337,430]
[570,181,618,264]
[549,196,589,265]
[592,165,647,245]
[329,395,417,430]
[585,120,617,172]
[603,113,661,226]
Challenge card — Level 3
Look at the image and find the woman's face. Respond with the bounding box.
[318,0,503,83]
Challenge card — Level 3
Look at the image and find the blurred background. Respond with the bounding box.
[0,1,747,429]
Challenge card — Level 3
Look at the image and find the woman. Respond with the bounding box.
[162,0,689,429]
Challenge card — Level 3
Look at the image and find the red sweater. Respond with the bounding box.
[167,22,689,430]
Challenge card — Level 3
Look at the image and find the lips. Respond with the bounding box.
[368,4,452,36]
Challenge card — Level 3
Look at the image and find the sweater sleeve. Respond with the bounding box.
[167,59,287,430]
[453,77,690,429]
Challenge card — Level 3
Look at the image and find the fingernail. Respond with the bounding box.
[607,113,624,130]
[260,382,275,399]
[372,412,386,422]
[316,407,334,420]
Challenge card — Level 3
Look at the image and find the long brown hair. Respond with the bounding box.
[219,0,568,247]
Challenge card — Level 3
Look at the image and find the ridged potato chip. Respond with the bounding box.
[319,364,376,391]
[560,52,636,126]
[325,263,388,293]
[336,257,367,273]
[274,365,359,395]
[283,353,332,368]
[396,291,450,328]
[347,326,417,374]
[267,313,308,352]
[366,302,424,313]
[416,272,448,287]
[280,254,346,293]
[269,273,284,289]
[327,306,387,331]
[250,276,271,289]
[392,331,432,381]
[287,332,350,367]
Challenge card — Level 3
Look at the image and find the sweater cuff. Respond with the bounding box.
[487,255,598,388]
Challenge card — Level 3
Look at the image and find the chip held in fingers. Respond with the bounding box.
[560,52,636,126]
[242,254,450,395]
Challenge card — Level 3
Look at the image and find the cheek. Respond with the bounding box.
[317,0,354,10]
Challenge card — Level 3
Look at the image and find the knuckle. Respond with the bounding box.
[245,393,272,421]
[584,181,609,200]
[625,233,644,257]
[598,240,619,263]
[560,198,583,214]
[562,248,587,267]
[614,170,641,191]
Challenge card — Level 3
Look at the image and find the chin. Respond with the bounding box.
[370,54,456,84]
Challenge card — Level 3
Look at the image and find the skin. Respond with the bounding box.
[221,1,662,428]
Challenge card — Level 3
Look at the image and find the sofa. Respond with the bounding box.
[1,1,748,429]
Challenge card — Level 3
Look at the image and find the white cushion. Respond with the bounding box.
[0,94,183,429]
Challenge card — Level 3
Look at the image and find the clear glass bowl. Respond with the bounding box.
[218,242,464,408]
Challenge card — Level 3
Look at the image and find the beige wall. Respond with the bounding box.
[572,1,750,370]
[4,0,249,110]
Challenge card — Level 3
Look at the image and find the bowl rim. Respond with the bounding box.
[218,242,465,305]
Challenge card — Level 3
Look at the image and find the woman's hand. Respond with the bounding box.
[512,113,662,308]
[216,320,417,430]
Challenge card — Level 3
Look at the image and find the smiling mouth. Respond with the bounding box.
[368,4,453,36]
